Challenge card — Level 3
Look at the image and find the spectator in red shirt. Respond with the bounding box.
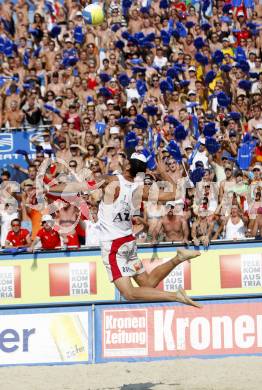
[5,219,31,248]
[30,215,61,251]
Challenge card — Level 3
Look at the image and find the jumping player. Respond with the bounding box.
[48,153,201,307]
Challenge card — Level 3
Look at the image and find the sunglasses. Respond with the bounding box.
[88,148,95,151]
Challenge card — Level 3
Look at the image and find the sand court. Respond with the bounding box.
[0,356,261,390]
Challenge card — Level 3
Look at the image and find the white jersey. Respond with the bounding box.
[98,174,138,241]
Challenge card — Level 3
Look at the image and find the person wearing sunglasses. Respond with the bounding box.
[29,215,61,252]
[5,218,31,249]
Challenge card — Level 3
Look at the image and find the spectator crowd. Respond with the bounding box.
[0,0,262,251]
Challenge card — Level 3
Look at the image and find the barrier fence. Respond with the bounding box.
[0,298,261,366]
[0,241,262,366]
[0,241,262,308]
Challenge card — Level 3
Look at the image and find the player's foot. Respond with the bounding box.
[175,249,201,264]
[176,288,202,308]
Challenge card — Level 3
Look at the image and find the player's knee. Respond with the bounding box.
[121,288,136,301]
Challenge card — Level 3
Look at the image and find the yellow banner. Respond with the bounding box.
[0,252,115,306]
[138,246,262,297]
[0,244,262,307]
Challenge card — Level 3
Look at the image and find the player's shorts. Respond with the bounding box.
[101,234,145,282]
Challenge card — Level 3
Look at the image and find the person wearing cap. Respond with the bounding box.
[49,152,201,306]
[161,200,189,244]
[5,218,31,248]
[219,163,236,204]
[186,90,199,115]
[187,66,197,89]
[30,215,61,251]
[191,206,215,247]
[221,37,234,57]
[0,199,19,247]
[190,137,209,170]
[251,164,261,183]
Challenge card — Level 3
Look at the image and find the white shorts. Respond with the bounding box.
[101,234,145,282]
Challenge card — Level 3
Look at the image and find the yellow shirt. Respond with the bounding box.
[222,47,234,58]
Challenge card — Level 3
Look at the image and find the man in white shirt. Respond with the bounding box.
[83,205,100,247]
[153,47,168,69]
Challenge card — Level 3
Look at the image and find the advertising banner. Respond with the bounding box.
[138,244,262,298]
[95,299,262,362]
[0,130,37,170]
[1,243,262,308]
[0,251,117,307]
[0,306,92,366]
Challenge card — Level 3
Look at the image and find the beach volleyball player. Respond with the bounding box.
[50,153,201,307]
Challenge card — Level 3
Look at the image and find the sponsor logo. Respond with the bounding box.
[49,262,97,296]
[0,311,89,365]
[102,302,262,359]
[142,258,191,291]
[29,133,44,152]
[220,254,262,288]
[0,266,21,298]
[103,309,148,357]
[0,134,13,153]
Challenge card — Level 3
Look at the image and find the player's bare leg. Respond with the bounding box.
[114,277,202,308]
[138,248,201,288]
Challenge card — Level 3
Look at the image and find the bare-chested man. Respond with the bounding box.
[161,200,189,243]
[219,163,236,204]
[4,100,24,129]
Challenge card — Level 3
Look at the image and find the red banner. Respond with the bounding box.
[49,262,97,296]
[142,258,191,291]
[102,301,262,358]
[0,266,21,298]
[220,254,262,288]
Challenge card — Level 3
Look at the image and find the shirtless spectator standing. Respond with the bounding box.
[161,200,189,244]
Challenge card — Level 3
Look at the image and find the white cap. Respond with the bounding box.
[75,11,82,16]
[183,140,193,149]
[65,38,73,43]
[110,126,120,134]
[253,164,261,171]
[188,89,196,95]
[199,135,206,145]
[107,99,114,105]
[42,214,53,222]
[237,89,246,97]
[130,152,147,163]
[222,37,230,42]
[256,123,262,130]
[237,11,245,17]
[166,199,184,207]
[188,66,196,72]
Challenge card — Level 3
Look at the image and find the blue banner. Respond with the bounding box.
[0,130,37,171]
